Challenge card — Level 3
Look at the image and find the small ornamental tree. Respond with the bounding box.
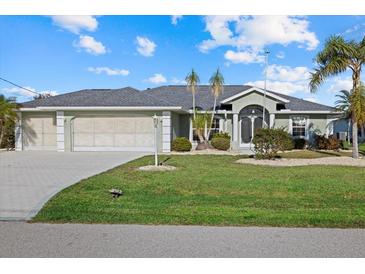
[252,128,293,159]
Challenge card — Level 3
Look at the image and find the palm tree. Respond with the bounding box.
[309,35,365,158]
[0,95,18,148]
[207,68,224,141]
[335,90,352,142]
[185,69,200,120]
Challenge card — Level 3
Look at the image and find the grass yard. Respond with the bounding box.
[34,155,365,228]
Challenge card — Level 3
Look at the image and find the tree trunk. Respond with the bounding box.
[192,90,196,120]
[351,69,361,158]
[206,97,217,143]
[347,118,351,143]
[352,114,359,158]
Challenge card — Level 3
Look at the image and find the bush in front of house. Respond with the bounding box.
[314,134,340,150]
[211,137,230,151]
[293,138,307,149]
[172,137,192,152]
[212,132,231,140]
[252,128,294,159]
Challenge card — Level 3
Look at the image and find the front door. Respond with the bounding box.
[239,116,263,147]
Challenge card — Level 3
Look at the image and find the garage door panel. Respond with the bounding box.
[24,118,43,131]
[94,134,114,146]
[93,118,115,133]
[42,118,56,133]
[73,115,155,151]
[135,118,153,133]
[22,115,57,150]
[115,118,135,133]
[136,133,154,147]
[74,133,93,146]
[43,133,57,146]
[74,118,93,133]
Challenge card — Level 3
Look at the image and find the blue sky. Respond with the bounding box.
[0,15,364,105]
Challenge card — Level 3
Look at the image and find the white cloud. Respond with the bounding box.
[276,51,285,59]
[224,50,264,64]
[87,66,130,76]
[199,16,319,64]
[146,73,167,84]
[74,35,107,55]
[267,64,311,82]
[1,86,58,98]
[136,36,156,57]
[50,16,98,34]
[245,64,312,95]
[245,80,308,95]
[171,16,183,25]
[327,77,353,93]
[171,77,186,84]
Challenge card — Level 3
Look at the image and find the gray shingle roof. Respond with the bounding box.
[143,85,336,111]
[21,87,174,108]
[21,85,336,112]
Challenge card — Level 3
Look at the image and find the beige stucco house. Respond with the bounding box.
[16,85,342,153]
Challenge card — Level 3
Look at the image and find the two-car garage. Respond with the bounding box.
[72,115,155,152]
[21,112,157,152]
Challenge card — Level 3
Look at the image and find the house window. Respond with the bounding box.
[292,116,307,138]
[208,118,220,140]
[192,118,220,141]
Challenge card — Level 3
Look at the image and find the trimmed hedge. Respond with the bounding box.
[172,137,192,152]
[293,138,307,149]
[212,132,231,140]
[252,128,294,159]
[211,137,230,151]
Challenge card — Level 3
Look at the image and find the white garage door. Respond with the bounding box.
[72,116,155,151]
[22,114,57,151]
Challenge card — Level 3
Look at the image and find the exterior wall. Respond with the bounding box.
[178,114,190,139]
[171,112,180,140]
[274,113,337,143]
[231,91,279,114]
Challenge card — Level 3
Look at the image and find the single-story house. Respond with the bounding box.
[16,85,342,153]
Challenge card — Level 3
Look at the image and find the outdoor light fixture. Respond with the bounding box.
[153,114,159,166]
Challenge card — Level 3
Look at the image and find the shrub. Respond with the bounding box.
[211,137,230,151]
[172,137,192,152]
[293,138,307,149]
[315,134,340,150]
[213,132,231,140]
[252,128,294,159]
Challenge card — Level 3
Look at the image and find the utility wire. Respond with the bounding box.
[0,76,41,95]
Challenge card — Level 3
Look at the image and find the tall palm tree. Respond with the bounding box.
[335,90,352,142]
[207,68,224,141]
[185,69,200,120]
[309,35,365,158]
[0,95,18,148]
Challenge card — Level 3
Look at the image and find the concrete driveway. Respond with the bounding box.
[0,151,146,220]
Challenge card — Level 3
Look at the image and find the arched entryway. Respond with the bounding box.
[239,105,269,147]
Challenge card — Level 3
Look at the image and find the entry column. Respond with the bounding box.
[56,111,65,152]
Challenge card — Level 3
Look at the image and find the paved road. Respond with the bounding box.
[1,222,365,257]
[0,151,146,220]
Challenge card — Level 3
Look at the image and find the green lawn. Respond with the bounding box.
[34,155,365,228]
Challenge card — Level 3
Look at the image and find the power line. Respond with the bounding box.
[0,76,41,95]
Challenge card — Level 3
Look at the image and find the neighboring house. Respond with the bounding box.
[333,118,365,142]
[15,85,342,153]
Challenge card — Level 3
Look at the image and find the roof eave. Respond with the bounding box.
[19,106,184,111]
